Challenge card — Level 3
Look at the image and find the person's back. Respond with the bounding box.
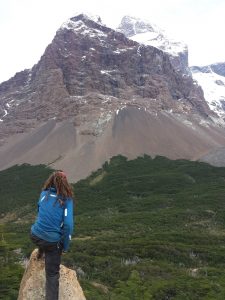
[30,171,74,300]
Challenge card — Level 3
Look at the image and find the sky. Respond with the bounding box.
[0,0,225,83]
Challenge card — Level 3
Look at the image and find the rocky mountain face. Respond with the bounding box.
[0,13,225,181]
[117,16,225,121]
[210,62,225,77]
[191,62,225,119]
[18,249,86,300]
[0,14,211,138]
[117,16,190,75]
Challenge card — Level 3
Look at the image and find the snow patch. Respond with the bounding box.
[4,109,7,116]
[100,70,117,76]
[182,120,196,130]
[61,20,84,31]
[25,72,32,86]
[137,45,142,56]
[2,109,8,117]
[116,106,127,115]
[81,28,107,38]
[191,67,225,118]
[60,17,106,39]
[0,107,8,121]
[113,48,128,54]
[79,13,102,24]
[95,111,113,135]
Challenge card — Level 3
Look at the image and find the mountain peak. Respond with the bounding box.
[117,15,187,55]
[70,13,102,24]
[60,13,103,32]
[118,15,156,37]
[117,15,189,74]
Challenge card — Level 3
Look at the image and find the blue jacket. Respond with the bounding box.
[31,187,74,252]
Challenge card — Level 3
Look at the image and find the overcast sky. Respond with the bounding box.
[0,0,224,83]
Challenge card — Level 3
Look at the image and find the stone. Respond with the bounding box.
[18,249,86,300]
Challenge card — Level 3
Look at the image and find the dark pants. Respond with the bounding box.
[30,233,63,300]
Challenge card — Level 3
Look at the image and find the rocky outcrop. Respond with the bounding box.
[191,63,225,77]
[18,249,86,300]
[209,62,225,77]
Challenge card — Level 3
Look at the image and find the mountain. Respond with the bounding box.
[117,16,225,122]
[191,62,225,119]
[0,13,225,181]
[117,15,190,75]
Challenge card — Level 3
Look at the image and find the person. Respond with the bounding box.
[30,170,74,300]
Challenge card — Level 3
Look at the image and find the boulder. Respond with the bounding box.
[18,249,86,300]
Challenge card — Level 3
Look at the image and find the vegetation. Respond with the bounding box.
[1,156,225,299]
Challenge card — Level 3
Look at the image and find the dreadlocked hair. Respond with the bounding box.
[42,171,74,205]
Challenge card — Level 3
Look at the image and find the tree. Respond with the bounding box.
[111,270,153,300]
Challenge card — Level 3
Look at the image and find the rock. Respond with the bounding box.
[18,249,86,300]
[210,62,225,77]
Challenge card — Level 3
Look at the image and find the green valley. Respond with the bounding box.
[1,156,225,299]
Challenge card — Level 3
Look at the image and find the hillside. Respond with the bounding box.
[1,156,225,299]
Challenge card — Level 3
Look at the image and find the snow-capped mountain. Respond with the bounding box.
[191,63,225,119]
[117,16,189,75]
[117,16,225,120]
[0,13,225,181]
[0,13,210,133]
